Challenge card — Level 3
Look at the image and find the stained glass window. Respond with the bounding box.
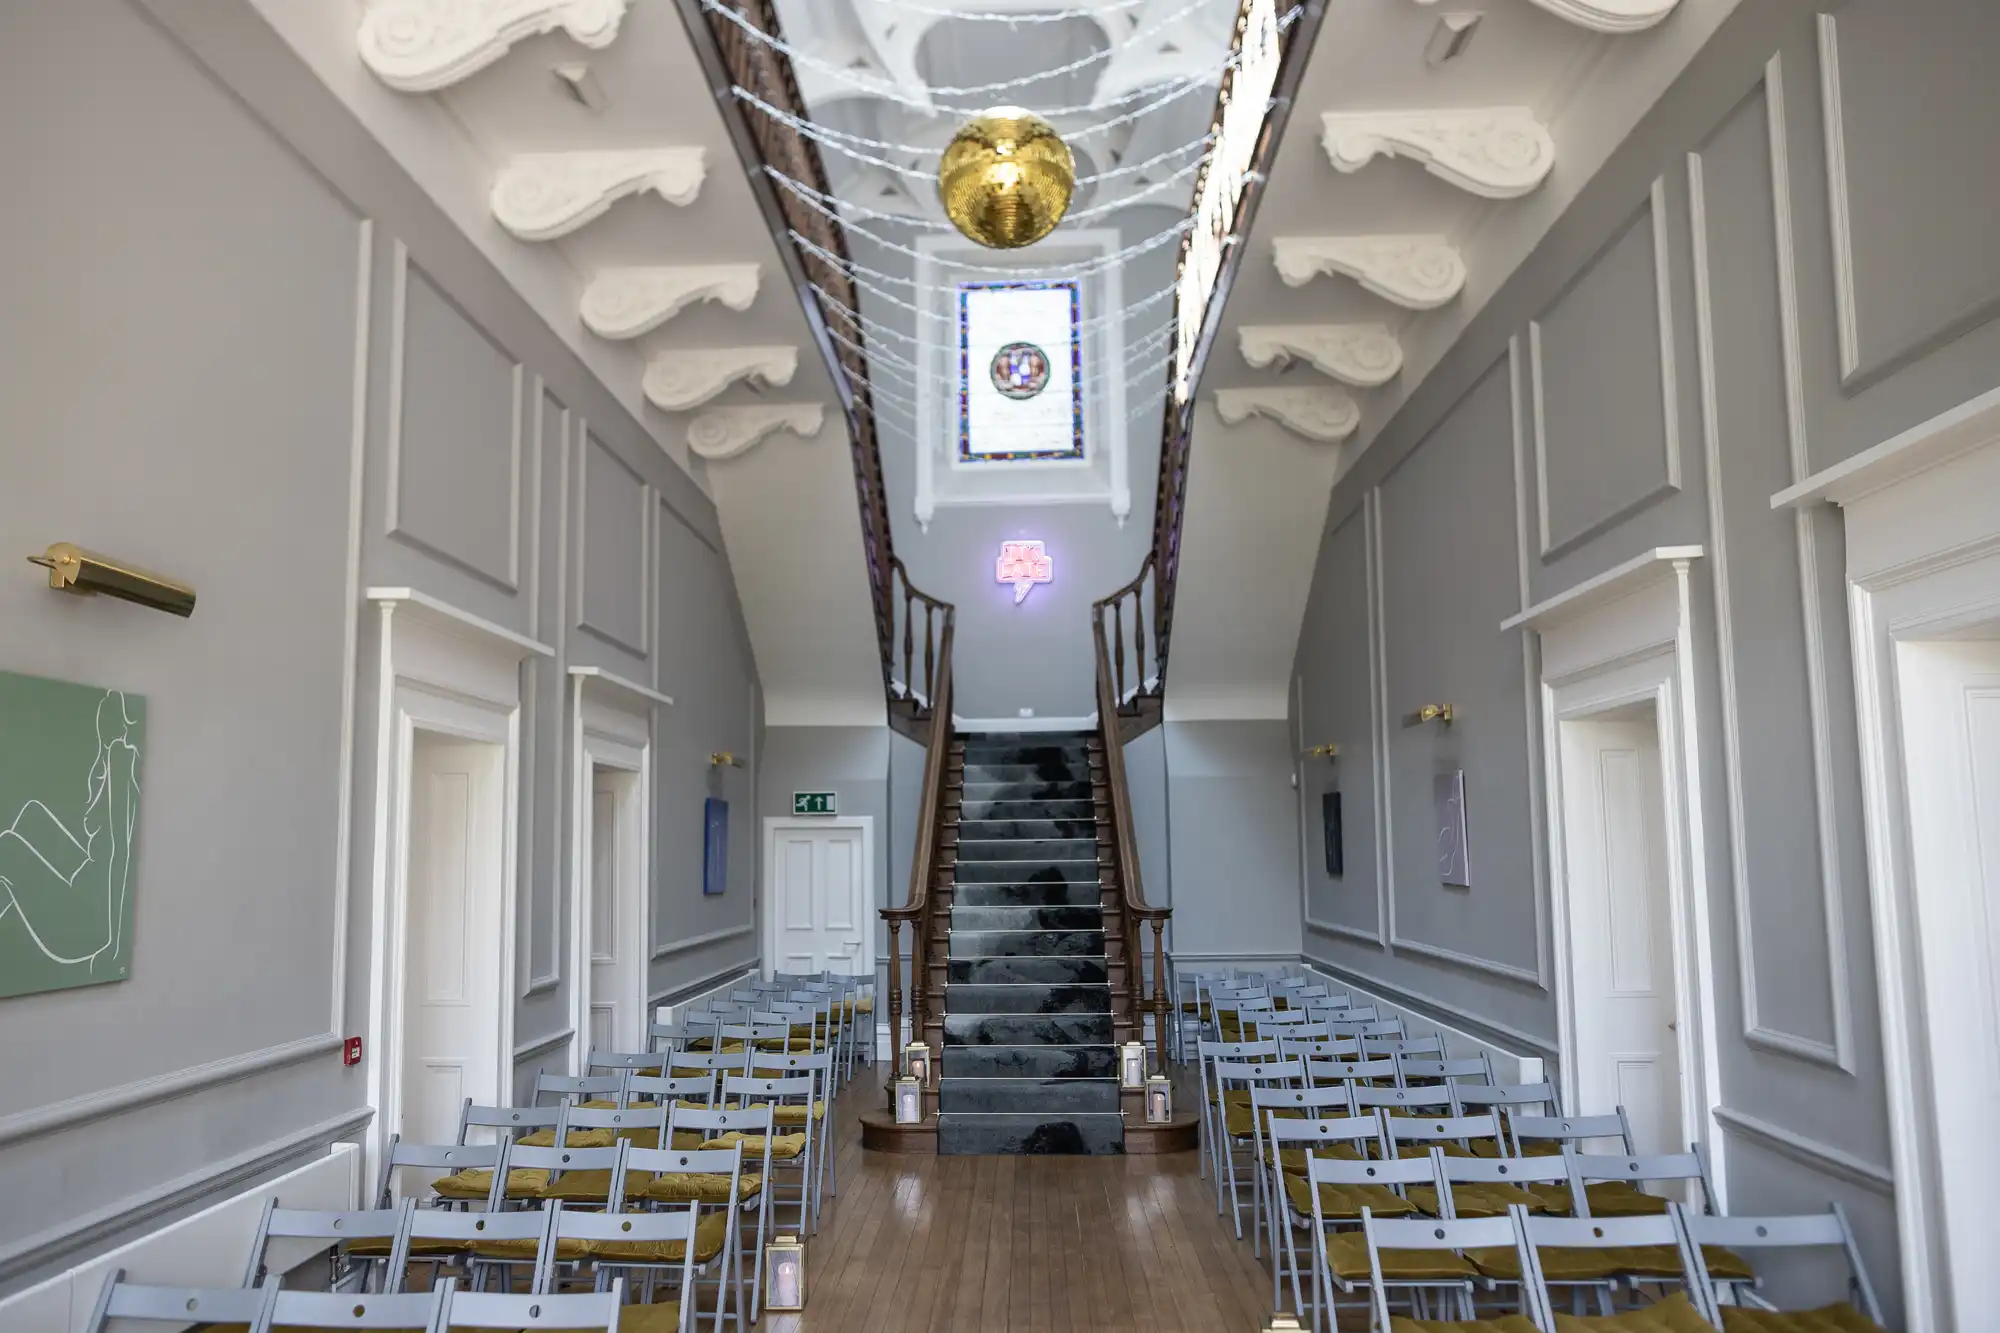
[956,279,1084,463]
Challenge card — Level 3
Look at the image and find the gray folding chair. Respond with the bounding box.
[720,1072,821,1232]
[1514,1207,1707,1320]
[588,1047,667,1076]
[265,1283,453,1331]
[240,1199,415,1293]
[749,1047,839,1201]
[392,1187,559,1292]
[1268,1114,1418,1325]
[374,1137,505,1212]
[628,1143,757,1327]
[1351,1202,1537,1328]
[533,1071,630,1108]
[1681,1202,1883,1323]
[84,1273,279,1333]
[442,1281,627,1330]
[537,1202,705,1333]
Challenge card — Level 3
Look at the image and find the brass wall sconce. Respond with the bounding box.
[709,751,745,768]
[1301,743,1340,760]
[27,543,195,618]
[1405,703,1454,727]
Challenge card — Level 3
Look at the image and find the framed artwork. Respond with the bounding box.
[702,797,729,896]
[1434,770,1470,887]
[1321,790,1343,877]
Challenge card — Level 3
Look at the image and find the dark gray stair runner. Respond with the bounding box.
[936,731,1124,1156]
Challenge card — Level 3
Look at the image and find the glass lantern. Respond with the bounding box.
[894,1075,924,1124]
[766,1233,805,1312]
[1261,1315,1304,1333]
[1145,1072,1173,1124]
[1119,1040,1146,1090]
[902,1041,932,1086]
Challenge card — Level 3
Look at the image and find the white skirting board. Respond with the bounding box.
[0,1142,359,1332]
[653,965,758,1028]
[1301,964,1546,1086]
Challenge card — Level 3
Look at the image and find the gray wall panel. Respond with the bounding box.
[1162,721,1300,962]
[1123,726,1172,915]
[575,430,651,664]
[1296,506,1378,940]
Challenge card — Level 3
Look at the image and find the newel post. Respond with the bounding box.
[1150,919,1170,1073]
[886,918,904,1060]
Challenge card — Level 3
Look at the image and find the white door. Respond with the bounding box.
[402,735,504,1146]
[767,821,870,980]
[1561,717,1683,1159]
[1898,637,2000,1331]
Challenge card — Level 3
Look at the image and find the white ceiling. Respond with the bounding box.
[1166,0,1747,719]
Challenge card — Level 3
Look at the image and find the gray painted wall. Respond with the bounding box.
[0,0,761,1289]
[1161,722,1301,963]
[1292,0,2000,1320]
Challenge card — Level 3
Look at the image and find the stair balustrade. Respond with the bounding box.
[880,617,953,1068]
[1093,614,1172,1076]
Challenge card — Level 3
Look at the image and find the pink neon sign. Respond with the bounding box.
[996,540,1054,604]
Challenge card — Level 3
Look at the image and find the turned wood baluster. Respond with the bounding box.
[1133,587,1148,699]
[902,587,914,695]
[1151,919,1169,1075]
[1113,606,1126,708]
[923,609,935,709]
[886,919,904,1060]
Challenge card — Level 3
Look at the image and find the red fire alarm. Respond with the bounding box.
[342,1036,364,1067]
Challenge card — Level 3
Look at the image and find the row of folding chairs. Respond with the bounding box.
[649,973,868,1088]
[1326,1200,1883,1332]
[89,1271,638,1333]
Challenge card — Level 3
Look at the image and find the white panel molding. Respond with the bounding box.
[358,0,629,91]
[521,384,556,998]
[573,436,652,660]
[491,149,705,242]
[1712,1105,1895,1196]
[1366,490,1394,948]
[650,921,757,962]
[1213,386,1361,443]
[1502,547,1706,634]
[580,265,761,341]
[529,404,575,997]
[686,403,826,461]
[1412,0,1679,35]
[1320,108,1555,199]
[1529,182,1683,561]
[1392,935,1546,986]
[1509,336,1556,995]
[332,220,373,1037]
[1815,14,1863,383]
[511,1026,575,1063]
[1684,67,1854,1072]
[1237,323,1403,388]
[1303,960,1560,1065]
[1305,917,1388,946]
[569,665,673,710]
[1273,235,1467,309]
[643,346,799,412]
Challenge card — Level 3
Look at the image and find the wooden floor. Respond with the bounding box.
[768,1082,1277,1333]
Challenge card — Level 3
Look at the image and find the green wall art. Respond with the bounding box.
[0,670,146,998]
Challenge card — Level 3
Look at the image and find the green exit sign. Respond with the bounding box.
[793,791,837,816]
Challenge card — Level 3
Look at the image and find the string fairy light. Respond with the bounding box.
[853,0,1157,24]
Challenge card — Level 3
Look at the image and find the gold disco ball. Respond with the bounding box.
[938,108,1076,250]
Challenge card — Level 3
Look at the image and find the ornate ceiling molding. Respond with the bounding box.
[1320,108,1554,200]
[1213,387,1361,443]
[492,149,705,241]
[686,404,826,461]
[358,0,629,92]
[1411,0,1678,34]
[579,265,761,340]
[643,346,799,412]
[1272,235,1466,310]
[1237,324,1403,388]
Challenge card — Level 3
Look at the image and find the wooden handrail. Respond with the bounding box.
[1093,615,1170,1074]
[881,618,953,1066]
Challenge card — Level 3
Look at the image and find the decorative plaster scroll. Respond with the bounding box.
[1410,0,1678,35]
[1213,386,1361,443]
[643,347,799,412]
[358,0,628,92]
[686,404,825,461]
[1238,323,1403,388]
[1272,235,1466,310]
[1321,108,1554,200]
[579,265,760,341]
[492,149,705,241]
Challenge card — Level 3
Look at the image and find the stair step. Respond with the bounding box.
[959,743,1093,767]
[954,860,1099,885]
[951,882,1101,908]
[943,1013,1115,1045]
[954,818,1095,840]
[950,905,1102,931]
[949,929,1106,958]
[937,1111,1125,1156]
[962,759,1092,783]
[958,798,1095,822]
[961,779,1094,802]
[945,983,1112,1015]
[954,837,1099,862]
[948,956,1109,984]
[941,1044,1118,1079]
[937,1077,1121,1114]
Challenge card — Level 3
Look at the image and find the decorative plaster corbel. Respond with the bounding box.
[1409,0,1678,34]
[358,0,628,92]
[1213,387,1361,443]
[492,149,705,241]
[1238,324,1403,388]
[686,404,825,462]
[1320,109,1554,200]
[1272,235,1466,310]
[643,347,799,412]
[579,265,761,341]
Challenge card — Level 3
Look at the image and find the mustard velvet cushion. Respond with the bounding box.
[1718,1304,1887,1333]
[1390,1316,1542,1333]
[1223,1103,1306,1137]
[1277,1143,1367,1174]
[592,1211,731,1265]
[430,1167,548,1201]
[1281,1174,1419,1218]
[1525,1181,1671,1218]
[1406,1182,1549,1218]
[1474,1139,1564,1159]
[469,1234,593,1262]
[1323,1231,1478,1282]
[541,1168,653,1202]
[520,1127,620,1147]
[644,1170,764,1204]
[701,1130,808,1159]
[1552,1291,1717,1331]
[603,1299,684,1332]
[1465,1246,1624,1283]
[725,1099,827,1125]
[1615,1244,1753,1281]
[1394,1142,1478,1160]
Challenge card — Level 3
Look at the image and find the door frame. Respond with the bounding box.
[568,679,652,1067]
[1511,550,1725,1202]
[760,816,877,986]
[364,591,545,1183]
[1794,390,2000,1333]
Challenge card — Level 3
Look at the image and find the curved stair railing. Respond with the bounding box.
[1094,613,1171,1074]
[881,618,953,1064]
